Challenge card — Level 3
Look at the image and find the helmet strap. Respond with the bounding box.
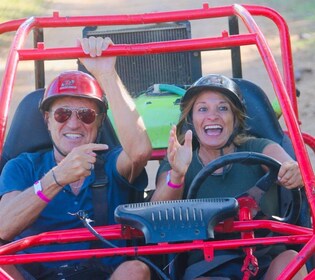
[95,126,103,144]
[186,114,196,136]
[46,130,67,158]
[218,114,239,150]
[95,113,106,144]
[220,128,238,149]
[220,147,227,178]
[51,138,68,158]
[186,114,200,150]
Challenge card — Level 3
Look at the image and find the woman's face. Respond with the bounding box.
[191,90,235,149]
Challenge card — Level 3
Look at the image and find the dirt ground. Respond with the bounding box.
[0,0,314,188]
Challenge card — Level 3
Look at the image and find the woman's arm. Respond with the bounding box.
[151,126,192,201]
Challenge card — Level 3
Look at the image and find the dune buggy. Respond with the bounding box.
[0,3,315,280]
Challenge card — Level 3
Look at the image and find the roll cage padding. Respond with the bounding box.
[115,198,239,244]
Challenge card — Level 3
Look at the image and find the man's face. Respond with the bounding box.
[45,96,103,157]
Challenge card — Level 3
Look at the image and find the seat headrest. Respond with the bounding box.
[233,79,282,140]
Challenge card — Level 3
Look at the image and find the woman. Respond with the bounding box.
[152,74,306,279]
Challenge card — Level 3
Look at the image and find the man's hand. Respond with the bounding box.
[79,36,116,78]
[53,143,108,185]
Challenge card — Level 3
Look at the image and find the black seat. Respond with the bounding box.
[233,78,295,157]
[232,79,309,228]
[0,88,119,172]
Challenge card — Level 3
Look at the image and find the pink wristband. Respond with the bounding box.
[34,181,51,203]
[166,170,183,189]
[36,190,51,203]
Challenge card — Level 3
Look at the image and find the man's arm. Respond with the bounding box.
[80,37,152,182]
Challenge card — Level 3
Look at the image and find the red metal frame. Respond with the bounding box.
[0,221,312,264]
[0,4,315,279]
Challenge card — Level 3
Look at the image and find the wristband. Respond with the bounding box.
[33,180,51,203]
[166,170,183,189]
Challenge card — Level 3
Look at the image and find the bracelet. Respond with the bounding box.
[166,170,183,189]
[51,168,63,187]
[33,180,51,203]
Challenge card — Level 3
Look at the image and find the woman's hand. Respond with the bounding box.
[262,143,303,190]
[167,125,193,178]
[277,160,303,189]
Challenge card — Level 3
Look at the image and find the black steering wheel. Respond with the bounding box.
[186,152,301,224]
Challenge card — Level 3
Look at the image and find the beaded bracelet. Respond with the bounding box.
[166,170,183,189]
[51,168,63,187]
[33,180,51,203]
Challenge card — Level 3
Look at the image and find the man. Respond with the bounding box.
[0,37,152,279]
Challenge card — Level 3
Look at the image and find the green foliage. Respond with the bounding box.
[295,36,315,51]
[0,0,45,48]
[253,0,315,20]
[0,0,44,23]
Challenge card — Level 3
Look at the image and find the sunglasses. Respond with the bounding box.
[52,107,101,124]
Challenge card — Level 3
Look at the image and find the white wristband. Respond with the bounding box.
[166,170,183,189]
[33,180,42,193]
[33,180,51,203]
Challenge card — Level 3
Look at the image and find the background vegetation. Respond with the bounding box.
[0,0,45,47]
[254,0,315,20]
[0,0,44,22]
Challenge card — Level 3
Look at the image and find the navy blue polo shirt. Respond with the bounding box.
[0,147,148,268]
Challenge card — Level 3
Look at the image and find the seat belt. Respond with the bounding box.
[181,245,272,280]
[89,155,109,249]
[90,155,108,227]
[182,184,273,280]
[182,252,241,280]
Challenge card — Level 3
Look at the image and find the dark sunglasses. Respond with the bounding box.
[52,107,101,124]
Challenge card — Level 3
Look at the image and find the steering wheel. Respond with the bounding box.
[186,152,301,224]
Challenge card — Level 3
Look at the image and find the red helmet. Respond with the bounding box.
[40,70,107,112]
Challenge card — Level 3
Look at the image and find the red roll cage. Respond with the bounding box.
[0,3,315,279]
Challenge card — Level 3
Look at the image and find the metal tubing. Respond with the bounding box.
[17,35,257,61]
[233,3,315,226]
[0,221,311,256]
[0,234,311,265]
[0,17,37,157]
[0,5,314,279]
